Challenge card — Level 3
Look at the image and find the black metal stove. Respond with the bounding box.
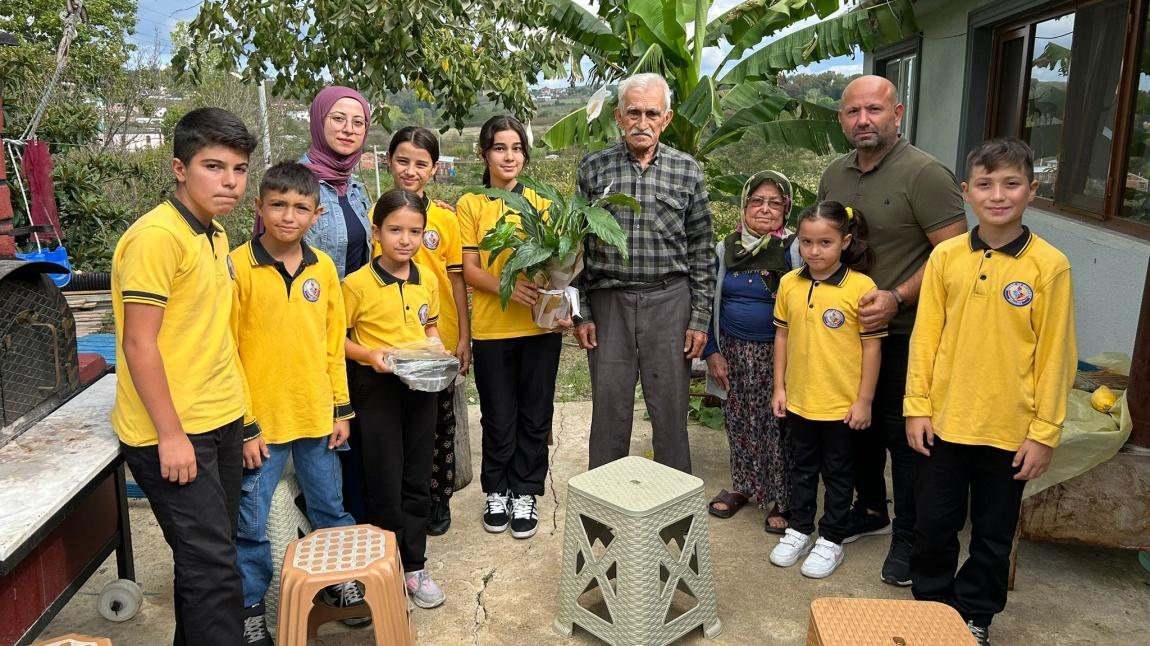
[0,259,80,448]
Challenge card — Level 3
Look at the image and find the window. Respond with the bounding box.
[1122,5,1150,227]
[876,41,921,143]
[986,0,1148,233]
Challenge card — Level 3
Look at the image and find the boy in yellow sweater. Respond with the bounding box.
[904,138,1076,646]
[230,162,363,644]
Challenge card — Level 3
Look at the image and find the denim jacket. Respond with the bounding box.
[299,153,373,279]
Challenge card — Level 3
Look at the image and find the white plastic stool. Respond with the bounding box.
[553,456,722,645]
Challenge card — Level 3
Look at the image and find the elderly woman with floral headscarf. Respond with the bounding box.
[300,85,374,280]
[704,170,796,533]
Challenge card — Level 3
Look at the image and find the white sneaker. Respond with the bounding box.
[801,537,844,578]
[769,528,813,567]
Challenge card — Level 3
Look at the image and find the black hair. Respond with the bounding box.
[477,115,530,187]
[172,107,257,165]
[797,200,875,273]
[370,188,427,227]
[259,161,320,201]
[388,126,440,163]
[966,137,1035,182]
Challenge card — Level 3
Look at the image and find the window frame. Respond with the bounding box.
[968,0,1150,239]
[874,37,923,144]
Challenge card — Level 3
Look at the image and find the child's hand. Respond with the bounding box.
[369,348,394,373]
[433,199,455,213]
[243,436,270,469]
[771,389,787,418]
[1012,439,1053,480]
[455,339,471,375]
[844,400,872,430]
[511,280,540,307]
[906,416,935,456]
[158,434,197,484]
[329,419,350,449]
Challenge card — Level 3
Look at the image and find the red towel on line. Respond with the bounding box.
[22,140,61,240]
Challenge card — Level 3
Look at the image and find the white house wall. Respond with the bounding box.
[885,0,1150,357]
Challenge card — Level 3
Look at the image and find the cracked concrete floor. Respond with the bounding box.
[40,400,1150,645]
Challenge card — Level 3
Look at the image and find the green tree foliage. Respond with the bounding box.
[176,0,571,131]
[540,0,917,165]
[0,0,137,144]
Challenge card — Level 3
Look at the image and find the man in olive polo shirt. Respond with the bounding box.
[818,75,967,587]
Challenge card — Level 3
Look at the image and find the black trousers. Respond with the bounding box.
[350,365,436,571]
[911,438,1026,628]
[852,334,918,540]
[430,385,457,503]
[473,333,562,496]
[122,418,244,646]
[787,413,854,544]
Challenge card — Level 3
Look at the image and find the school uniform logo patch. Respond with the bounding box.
[301,278,321,302]
[418,303,430,325]
[1003,281,1034,307]
[822,308,846,329]
[422,230,440,251]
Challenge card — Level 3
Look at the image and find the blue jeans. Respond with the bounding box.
[236,436,355,607]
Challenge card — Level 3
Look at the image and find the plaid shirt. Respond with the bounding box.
[576,142,715,331]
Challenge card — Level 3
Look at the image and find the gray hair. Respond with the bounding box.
[617,73,672,112]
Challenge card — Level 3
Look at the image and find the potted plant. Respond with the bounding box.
[477,176,637,327]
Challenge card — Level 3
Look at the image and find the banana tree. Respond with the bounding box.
[541,0,919,162]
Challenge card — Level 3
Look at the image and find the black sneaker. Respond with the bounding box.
[509,493,539,539]
[428,499,452,536]
[966,620,991,646]
[319,580,372,627]
[881,537,913,586]
[841,505,892,544]
[483,491,511,533]
[242,602,273,646]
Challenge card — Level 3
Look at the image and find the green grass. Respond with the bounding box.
[463,336,591,406]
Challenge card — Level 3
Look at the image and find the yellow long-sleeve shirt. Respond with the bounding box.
[230,238,353,445]
[904,227,1076,450]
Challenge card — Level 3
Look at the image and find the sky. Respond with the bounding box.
[131,0,861,81]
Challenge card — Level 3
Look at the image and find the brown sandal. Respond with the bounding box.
[708,489,749,519]
[764,505,788,534]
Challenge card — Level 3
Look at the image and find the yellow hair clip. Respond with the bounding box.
[846,206,854,220]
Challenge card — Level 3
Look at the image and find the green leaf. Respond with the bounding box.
[596,192,642,214]
[473,187,541,223]
[706,0,838,62]
[677,74,719,129]
[698,86,796,156]
[516,176,565,208]
[541,0,626,54]
[719,0,920,85]
[583,205,630,262]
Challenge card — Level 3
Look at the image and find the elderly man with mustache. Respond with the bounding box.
[574,72,714,474]
[817,75,967,587]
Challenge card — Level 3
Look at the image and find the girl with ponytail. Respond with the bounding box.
[767,200,885,580]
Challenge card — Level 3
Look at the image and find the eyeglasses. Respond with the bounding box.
[746,197,786,210]
[328,113,368,132]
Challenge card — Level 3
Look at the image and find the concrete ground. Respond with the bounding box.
[40,400,1150,645]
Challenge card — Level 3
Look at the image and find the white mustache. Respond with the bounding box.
[629,128,652,136]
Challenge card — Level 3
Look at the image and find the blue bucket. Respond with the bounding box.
[16,245,72,288]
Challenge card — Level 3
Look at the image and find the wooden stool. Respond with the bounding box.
[276,525,414,645]
[31,635,112,646]
[806,597,977,645]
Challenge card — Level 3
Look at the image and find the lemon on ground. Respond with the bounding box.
[1091,385,1117,413]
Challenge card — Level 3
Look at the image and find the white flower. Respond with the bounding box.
[586,86,608,123]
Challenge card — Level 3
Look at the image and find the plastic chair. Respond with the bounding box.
[553,456,721,645]
[276,525,414,646]
[806,597,978,645]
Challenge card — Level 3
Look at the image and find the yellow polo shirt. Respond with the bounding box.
[343,259,439,360]
[230,237,353,445]
[111,197,245,446]
[774,264,887,420]
[457,185,551,340]
[905,227,1076,450]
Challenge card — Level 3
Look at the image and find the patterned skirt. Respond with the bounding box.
[720,334,792,512]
